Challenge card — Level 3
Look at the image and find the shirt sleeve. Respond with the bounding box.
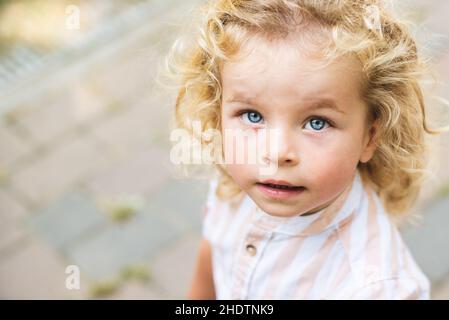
[202,178,219,242]
[350,277,431,300]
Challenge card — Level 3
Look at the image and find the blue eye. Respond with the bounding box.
[241,111,263,124]
[305,118,330,131]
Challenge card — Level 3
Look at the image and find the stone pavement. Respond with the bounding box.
[0,0,449,299]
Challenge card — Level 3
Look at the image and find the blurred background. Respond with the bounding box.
[0,0,448,299]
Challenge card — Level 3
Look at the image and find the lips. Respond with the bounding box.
[260,183,302,190]
[258,179,302,189]
[256,180,305,200]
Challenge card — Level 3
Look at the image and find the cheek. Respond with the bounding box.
[224,163,255,189]
[222,125,260,189]
[312,160,353,190]
[307,153,356,205]
[303,133,362,191]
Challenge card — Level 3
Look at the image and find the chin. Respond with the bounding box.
[254,200,303,218]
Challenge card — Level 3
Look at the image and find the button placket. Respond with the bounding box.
[231,226,270,299]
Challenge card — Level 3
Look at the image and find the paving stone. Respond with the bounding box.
[14,83,106,146]
[414,144,449,207]
[432,277,449,300]
[145,178,209,231]
[434,134,449,185]
[28,192,107,252]
[401,197,449,284]
[87,146,171,199]
[91,95,171,158]
[0,213,26,254]
[420,2,449,48]
[0,123,30,169]
[150,232,201,299]
[86,45,158,108]
[0,188,27,220]
[10,135,110,206]
[0,238,88,299]
[0,189,29,253]
[0,217,27,254]
[67,206,182,281]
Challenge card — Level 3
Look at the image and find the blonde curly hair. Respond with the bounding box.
[165,0,448,215]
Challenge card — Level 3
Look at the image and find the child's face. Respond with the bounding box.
[220,35,378,217]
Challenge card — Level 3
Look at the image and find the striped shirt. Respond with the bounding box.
[202,169,430,299]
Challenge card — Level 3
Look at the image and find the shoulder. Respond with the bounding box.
[202,178,220,240]
[335,181,430,299]
[204,178,219,210]
[202,177,254,244]
[349,276,430,299]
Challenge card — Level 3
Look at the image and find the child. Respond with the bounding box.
[166,0,446,299]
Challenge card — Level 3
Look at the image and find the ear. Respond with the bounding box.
[359,119,379,164]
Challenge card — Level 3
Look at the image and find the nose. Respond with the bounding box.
[264,126,299,167]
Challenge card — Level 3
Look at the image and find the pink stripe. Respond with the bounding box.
[325,213,355,296]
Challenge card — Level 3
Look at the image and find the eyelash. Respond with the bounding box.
[235,109,334,130]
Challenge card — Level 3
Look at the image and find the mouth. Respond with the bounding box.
[255,180,306,199]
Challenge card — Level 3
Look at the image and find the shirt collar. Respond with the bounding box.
[251,169,365,237]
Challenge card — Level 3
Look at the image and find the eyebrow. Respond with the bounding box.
[225,96,346,115]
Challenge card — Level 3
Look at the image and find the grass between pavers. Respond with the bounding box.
[97,194,145,223]
[3,109,20,126]
[437,183,449,199]
[0,166,9,184]
[89,264,151,298]
[105,99,129,114]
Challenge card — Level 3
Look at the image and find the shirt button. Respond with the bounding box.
[246,243,257,256]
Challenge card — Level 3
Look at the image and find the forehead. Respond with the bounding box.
[221,35,364,107]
